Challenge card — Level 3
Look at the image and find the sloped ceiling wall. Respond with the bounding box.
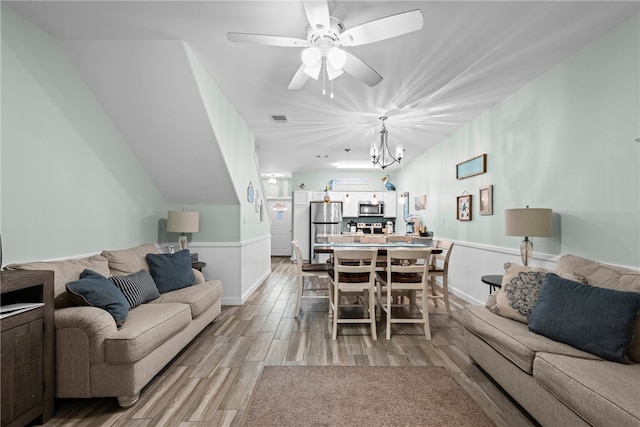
[61,39,239,205]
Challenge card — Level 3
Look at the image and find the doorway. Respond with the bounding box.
[267,199,292,256]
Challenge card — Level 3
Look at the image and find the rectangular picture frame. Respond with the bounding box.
[456,154,487,180]
[479,185,493,215]
[415,194,426,210]
[457,194,472,221]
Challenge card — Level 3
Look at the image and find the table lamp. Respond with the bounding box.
[504,206,552,266]
[167,211,200,250]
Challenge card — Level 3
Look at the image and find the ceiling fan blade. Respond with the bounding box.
[339,9,424,47]
[288,64,311,90]
[227,32,308,47]
[303,63,322,80]
[342,52,382,87]
[302,0,330,32]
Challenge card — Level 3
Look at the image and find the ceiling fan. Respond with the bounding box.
[227,0,424,92]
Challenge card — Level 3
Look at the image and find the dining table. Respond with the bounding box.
[312,242,442,263]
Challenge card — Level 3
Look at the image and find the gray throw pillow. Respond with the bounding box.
[66,269,129,327]
[145,249,195,294]
[529,273,640,363]
[109,270,160,309]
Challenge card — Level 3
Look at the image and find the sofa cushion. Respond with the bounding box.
[108,270,160,309]
[5,254,110,308]
[149,280,223,318]
[534,353,640,426]
[104,302,190,364]
[529,273,640,363]
[145,250,195,294]
[66,269,129,327]
[463,305,599,374]
[101,244,160,276]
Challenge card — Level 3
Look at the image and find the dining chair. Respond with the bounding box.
[426,240,454,317]
[386,235,412,243]
[328,235,355,243]
[359,235,387,243]
[291,240,332,317]
[328,249,378,340]
[377,248,432,340]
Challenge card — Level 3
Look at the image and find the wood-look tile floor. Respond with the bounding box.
[42,257,538,427]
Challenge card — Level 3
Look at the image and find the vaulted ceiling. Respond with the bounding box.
[7,1,638,203]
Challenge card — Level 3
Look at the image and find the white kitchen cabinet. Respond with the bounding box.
[343,196,358,217]
[294,190,311,206]
[311,191,343,202]
[383,191,397,217]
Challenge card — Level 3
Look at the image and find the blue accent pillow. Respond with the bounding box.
[529,273,640,363]
[109,270,160,309]
[66,269,129,327]
[145,249,195,294]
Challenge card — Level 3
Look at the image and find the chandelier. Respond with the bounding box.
[370,116,403,169]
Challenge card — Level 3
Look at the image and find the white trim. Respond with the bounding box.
[186,234,271,248]
[448,239,561,263]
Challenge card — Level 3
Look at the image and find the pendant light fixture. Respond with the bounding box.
[344,148,351,204]
[370,116,403,169]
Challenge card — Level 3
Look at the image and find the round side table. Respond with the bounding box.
[481,275,503,294]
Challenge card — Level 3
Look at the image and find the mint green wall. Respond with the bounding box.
[185,46,269,241]
[402,14,639,267]
[1,6,166,264]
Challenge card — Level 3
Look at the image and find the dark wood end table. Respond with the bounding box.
[481,275,503,294]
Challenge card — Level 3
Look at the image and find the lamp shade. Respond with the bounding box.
[167,211,199,233]
[504,207,552,237]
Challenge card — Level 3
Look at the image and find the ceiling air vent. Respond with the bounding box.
[271,115,288,124]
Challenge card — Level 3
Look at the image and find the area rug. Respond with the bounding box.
[244,366,495,426]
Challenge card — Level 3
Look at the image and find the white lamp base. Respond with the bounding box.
[520,237,533,266]
[178,234,188,250]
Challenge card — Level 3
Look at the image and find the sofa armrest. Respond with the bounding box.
[55,306,118,364]
[54,306,119,397]
[193,268,205,284]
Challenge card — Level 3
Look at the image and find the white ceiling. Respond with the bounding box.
[7,1,638,201]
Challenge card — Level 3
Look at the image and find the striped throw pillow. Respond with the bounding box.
[109,270,160,309]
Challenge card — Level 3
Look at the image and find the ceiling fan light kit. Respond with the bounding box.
[227,0,424,97]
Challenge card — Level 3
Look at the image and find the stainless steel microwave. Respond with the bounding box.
[358,201,384,217]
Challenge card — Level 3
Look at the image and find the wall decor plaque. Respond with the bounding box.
[456,154,487,180]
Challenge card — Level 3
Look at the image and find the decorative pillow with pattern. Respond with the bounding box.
[491,265,550,323]
[109,270,160,309]
[490,264,588,323]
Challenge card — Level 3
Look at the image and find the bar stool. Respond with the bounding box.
[377,248,432,340]
[291,240,332,317]
[328,249,378,340]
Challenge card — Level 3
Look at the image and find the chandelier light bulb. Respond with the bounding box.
[395,144,404,160]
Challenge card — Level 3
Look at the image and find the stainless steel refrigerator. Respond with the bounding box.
[310,201,342,261]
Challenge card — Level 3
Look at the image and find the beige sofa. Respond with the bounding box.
[6,244,223,407]
[463,254,640,426]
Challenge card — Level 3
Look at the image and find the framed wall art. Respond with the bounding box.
[457,194,472,221]
[415,194,426,210]
[456,154,487,180]
[479,185,493,215]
